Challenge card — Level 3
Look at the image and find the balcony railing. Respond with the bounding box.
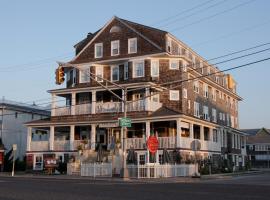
[125,138,146,149]
[54,140,70,151]
[158,137,176,149]
[96,102,122,113]
[55,106,71,116]
[127,100,145,112]
[75,103,92,115]
[30,141,49,151]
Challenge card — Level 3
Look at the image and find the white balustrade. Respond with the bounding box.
[54,140,70,151]
[30,141,49,151]
[158,137,176,149]
[96,102,122,113]
[125,138,145,149]
[54,106,71,116]
[73,140,91,150]
[74,103,92,115]
[127,100,145,112]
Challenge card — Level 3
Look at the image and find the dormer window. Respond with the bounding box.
[167,38,172,53]
[128,38,137,54]
[95,43,103,58]
[111,40,120,56]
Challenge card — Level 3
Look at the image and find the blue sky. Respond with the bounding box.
[0,0,269,128]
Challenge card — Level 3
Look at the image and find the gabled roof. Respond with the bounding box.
[70,16,167,64]
[149,106,181,117]
[243,128,270,144]
[241,128,270,136]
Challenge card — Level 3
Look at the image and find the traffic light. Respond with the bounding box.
[55,66,65,85]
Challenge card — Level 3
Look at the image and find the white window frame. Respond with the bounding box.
[183,88,187,99]
[151,59,159,77]
[132,60,145,78]
[169,90,179,101]
[182,61,187,72]
[79,68,90,83]
[169,59,179,70]
[167,38,172,53]
[203,106,209,121]
[95,66,103,82]
[193,81,199,93]
[124,62,129,80]
[212,108,217,123]
[111,65,119,82]
[94,43,103,58]
[194,102,200,117]
[203,84,208,98]
[128,38,137,54]
[111,40,120,56]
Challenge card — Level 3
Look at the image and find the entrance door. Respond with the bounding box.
[96,129,107,149]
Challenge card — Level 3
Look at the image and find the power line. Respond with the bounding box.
[1,56,269,118]
[157,0,228,29]
[170,0,255,32]
[152,0,217,26]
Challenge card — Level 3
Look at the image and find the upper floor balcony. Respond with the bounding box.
[50,86,162,117]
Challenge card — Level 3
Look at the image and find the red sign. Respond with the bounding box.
[147,135,159,154]
[0,152,3,165]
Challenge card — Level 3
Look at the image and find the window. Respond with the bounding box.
[139,154,145,165]
[183,88,187,99]
[111,65,119,82]
[226,113,230,126]
[188,100,191,109]
[15,112,18,118]
[80,68,90,83]
[203,84,208,98]
[213,129,218,142]
[170,60,179,70]
[194,102,200,117]
[203,106,209,120]
[111,40,120,56]
[169,90,179,101]
[219,112,223,121]
[212,108,217,123]
[95,66,103,82]
[94,43,103,58]
[193,81,199,93]
[133,60,144,78]
[128,38,137,54]
[215,76,219,84]
[231,115,235,128]
[124,63,129,80]
[212,90,216,101]
[151,93,159,103]
[151,60,159,77]
[182,61,187,72]
[34,155,43,170]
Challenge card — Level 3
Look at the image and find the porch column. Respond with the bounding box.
[200,125,204,141]
[51,93,56,116]
[49,126,55,151]
[70,125,75,151]
[190,123,194,139]
[26,127,32,151]
[145,88,150,111]
[209,128,213,142]
[146,121,150,164]
[71,92,76,115]
[91,124,96,150]
[91,90,96,114]
[176,119,181,148]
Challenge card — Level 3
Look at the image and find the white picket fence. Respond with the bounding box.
[81,163,113,177]
[126,164,196,178]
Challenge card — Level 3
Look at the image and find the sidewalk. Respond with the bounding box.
[201,170,263,180]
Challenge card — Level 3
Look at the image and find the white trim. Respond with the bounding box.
[128,38,137,54]
[95,66,104,82]
[151,59,159,77]
[183,88,187,99]
[94,43,103,58]
[111,40,120,56]
[169,90,179,101]
[79,68,90,83]
[169,59,179,70]
[111,65,119,82]
[132,60,145,78]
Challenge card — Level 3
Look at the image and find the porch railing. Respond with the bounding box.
[54,106,71,116]
[96,102,122,113]
[73,140,91,150]
[74,103,92,115]
[30,141,49,151]
[126,164,196,178]
[54,140,70,151]
[127,100,145,112]
[125,138,145,149]
[158,137,176,149]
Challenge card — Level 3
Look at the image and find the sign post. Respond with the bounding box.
[11,144,17,177]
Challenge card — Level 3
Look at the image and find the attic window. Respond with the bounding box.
[110,26,121,33]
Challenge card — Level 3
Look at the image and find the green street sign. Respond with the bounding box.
[119,117,132,127]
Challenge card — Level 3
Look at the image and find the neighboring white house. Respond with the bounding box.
[0,98,50,160]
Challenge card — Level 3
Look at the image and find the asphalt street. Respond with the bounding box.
[0,173,269,200]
